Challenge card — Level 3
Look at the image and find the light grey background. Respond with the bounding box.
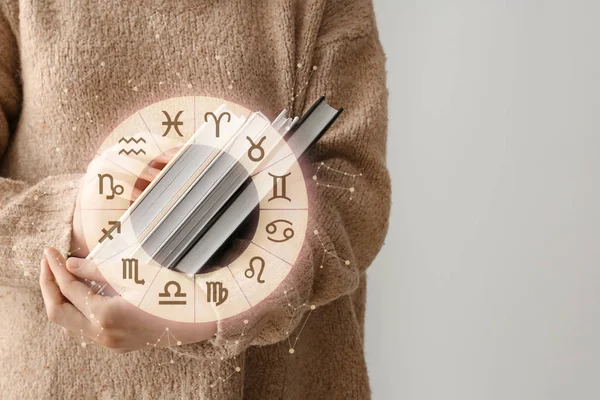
[365,1,600,399]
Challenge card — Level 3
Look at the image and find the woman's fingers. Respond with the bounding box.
[44,248,101,313]
[66,257,119,297]
[132,148,179,195]
[153,147,180,164]
[131,186,143,201]
[39,257,96,335]
[137,164,162,183]
[66,257,107,284]
[40,257,62,302]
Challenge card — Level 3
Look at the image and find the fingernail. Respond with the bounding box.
[66,259,79,270]
[148,166,160,177]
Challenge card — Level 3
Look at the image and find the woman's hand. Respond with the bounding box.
[54,145,217,352]
[39,247,217,352]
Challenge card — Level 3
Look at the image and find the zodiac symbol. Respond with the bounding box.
[268,172,291,202]
[204,111,231,138]
[98,221,121,243]
[162,110,184,137]
[246,136,266,162]
[206,282,228,306]
[118,148,146,155]
[312,162,362,201]
[158,281,187,305]
[266,219,295,243]
[245,256,265,284]
[118,136,147,155]
[118,137,147,144]
[98,173,124,200]
[122,258,145,285]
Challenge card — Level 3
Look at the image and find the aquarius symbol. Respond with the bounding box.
[266,219,295,243]
[206,282,228,306]
[268,172,291,202]
[162,110,184,137]
[204,111,231,138]
[158,281,187,305]
[98,173,124,200]
[245,256,266,284]
[118,136,147,155]
[118,137,147,144]
[98,221,121,243]
[246,136,266,162]
[122,258,145,285]
[118,149,146,155]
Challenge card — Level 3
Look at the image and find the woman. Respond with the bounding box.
[0,0,390,398]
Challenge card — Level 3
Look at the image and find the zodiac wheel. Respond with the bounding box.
[80,96,308,323]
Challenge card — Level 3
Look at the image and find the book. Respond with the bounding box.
[88,97,342,276]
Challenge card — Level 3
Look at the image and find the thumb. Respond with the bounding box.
[66,257,106,284]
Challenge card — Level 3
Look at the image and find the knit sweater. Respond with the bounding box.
[0,0,390,399]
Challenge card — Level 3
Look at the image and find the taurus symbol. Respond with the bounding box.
[161,110,184,137]
[247,136,266,162]
[204,112,231,138]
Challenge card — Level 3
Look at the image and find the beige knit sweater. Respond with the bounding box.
[0,0,390,398]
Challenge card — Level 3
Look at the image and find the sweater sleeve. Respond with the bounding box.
[208,0,390,356]
[0,9,80,288]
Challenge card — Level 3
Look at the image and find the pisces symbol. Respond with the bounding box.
[162,110,184,137]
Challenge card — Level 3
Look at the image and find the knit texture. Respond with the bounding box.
[0,0,390,398]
